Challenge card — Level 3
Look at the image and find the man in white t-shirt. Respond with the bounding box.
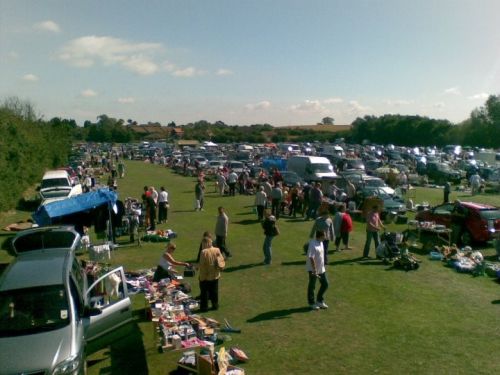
[227,170,238,196]
[158,186,169,223]
[306,230,329,310]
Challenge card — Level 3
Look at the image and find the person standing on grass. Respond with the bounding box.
[271,182,283,220]
[262,209,279,265]
[443,181,451,203]
[198,236,225,312]
[158,186,169,224]
[195,179,205,211]
[307,231,329,310]
[307,182,323,220]
[227,170,238,196]
[215,206,231,258]
[362,205,384,259]
[339,205,353,250]
[254,185,267,221]
[309,208,335,264]
[217,171,227,196]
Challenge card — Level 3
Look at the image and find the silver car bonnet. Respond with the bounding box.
[0,324,75,374]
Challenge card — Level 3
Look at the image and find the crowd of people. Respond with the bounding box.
[74,147,491,314]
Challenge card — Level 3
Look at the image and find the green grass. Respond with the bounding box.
[1,160,499,375]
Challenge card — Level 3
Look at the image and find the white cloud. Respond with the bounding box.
[81,89,98,97]
[348,100,370,113]
[8,51,19,60]
[172,67,204,77]
[323,97,343,104]
[216,68,234,76]
[468,92,489,100]
[34,20,61,33]
[443,87,461,95]
[118,97,135,104]
[122,55,159,75]
[289,100,326,113]
[384,99,413,106]
[22,74,38,82]
[245,101,271,110]
[58,36,162,75]
[433,102,445,108]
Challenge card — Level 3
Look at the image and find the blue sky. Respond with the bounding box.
[1,0,499,126]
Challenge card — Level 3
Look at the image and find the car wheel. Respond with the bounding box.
[460,230,473,246]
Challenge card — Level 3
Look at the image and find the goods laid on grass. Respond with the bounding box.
[141,229,177,242]
[430,245,500,279]
[124,270,247,374]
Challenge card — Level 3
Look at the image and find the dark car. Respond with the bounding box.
[356,187,406,219]
[279,171,304,188]
[415,201,500,245]
[425,162,462,184]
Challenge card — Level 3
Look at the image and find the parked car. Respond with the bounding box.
[415,201,500,244]
[226,160,245,174]
[0,226,133,375]
[279,171,304,188]
[39,169,83,205]
[356,186,406,219]
[425,162,462,184]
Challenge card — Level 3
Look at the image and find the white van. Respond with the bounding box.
[39,170,83,205]
[287,156,337,182]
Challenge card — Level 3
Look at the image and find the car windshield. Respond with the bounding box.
[13,230,78,253]
[0,285,70,337]
[312,163,333,173]
[41,178,71,189]
[365,179,385,187]
[479,209,500,220]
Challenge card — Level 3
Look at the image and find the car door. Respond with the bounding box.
[84,266,133,341]
[431,203,454,226]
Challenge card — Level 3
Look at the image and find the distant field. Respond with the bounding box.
[0,161,499,375]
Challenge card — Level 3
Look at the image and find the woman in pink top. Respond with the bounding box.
[362,205,384,259]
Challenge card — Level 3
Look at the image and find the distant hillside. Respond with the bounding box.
[277,124,352,132]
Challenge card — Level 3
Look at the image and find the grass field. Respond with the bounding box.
[1,160,499,375]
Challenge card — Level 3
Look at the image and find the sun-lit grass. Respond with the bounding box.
[0,160,499,375]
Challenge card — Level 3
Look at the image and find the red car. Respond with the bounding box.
[415,201,500,245]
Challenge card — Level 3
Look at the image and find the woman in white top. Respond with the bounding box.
[153,243,190,281]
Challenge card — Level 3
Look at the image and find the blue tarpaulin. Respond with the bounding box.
[33,188,118,226]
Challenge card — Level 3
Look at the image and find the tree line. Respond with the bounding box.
[0,98,72,211]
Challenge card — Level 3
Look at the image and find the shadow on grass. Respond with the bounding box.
[224,262,264,273]
[87,320,148,375]
[330,257,366,266]
[247,306,311,323]
[232,219,258,225]
[492,300,500,305]
[235,211,254,216]
[281,260,306,266]
[357,259,387,266]
[283,217,307,223]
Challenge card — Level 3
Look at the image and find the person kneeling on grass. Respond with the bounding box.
[307,231,329,310]
[153,243,190,282]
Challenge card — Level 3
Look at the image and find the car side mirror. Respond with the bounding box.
[35,185,41,192]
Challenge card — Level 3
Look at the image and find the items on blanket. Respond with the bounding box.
[141,229,177,242]
[431,245,500,277]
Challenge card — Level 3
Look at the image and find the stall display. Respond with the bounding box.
[406,220,452,249]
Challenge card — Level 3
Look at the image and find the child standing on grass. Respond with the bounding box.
[307,230,329,310]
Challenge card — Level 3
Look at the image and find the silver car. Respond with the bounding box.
[0,226,132,375]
